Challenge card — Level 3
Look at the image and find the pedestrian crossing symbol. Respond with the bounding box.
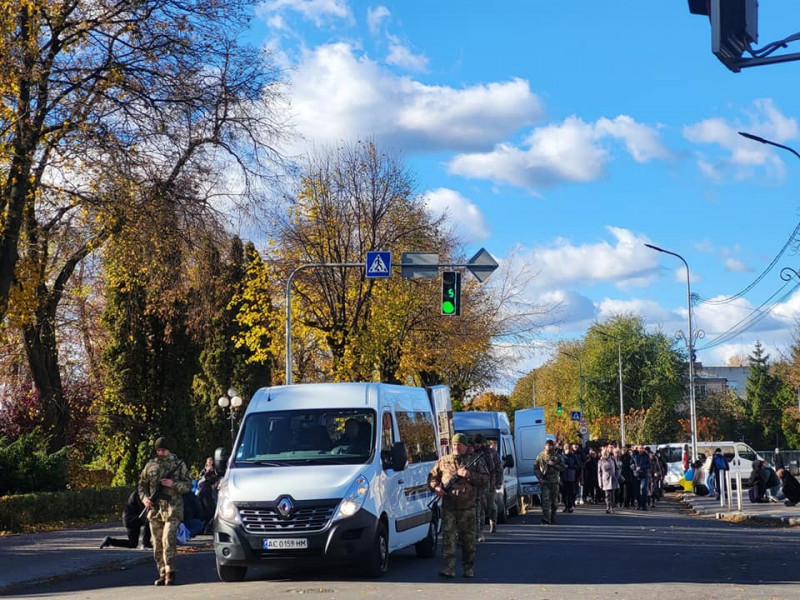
[366,251,391,278]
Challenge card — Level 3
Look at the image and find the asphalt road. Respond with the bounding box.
[8,498,800,600]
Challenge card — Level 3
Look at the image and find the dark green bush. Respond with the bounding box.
[0,487,131,532]
[0,429,68,495]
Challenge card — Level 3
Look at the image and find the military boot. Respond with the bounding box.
[463,566,474,578]
[165,572,176,586]
[154,575,166,586]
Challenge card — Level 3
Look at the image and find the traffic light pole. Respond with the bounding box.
[284,253,498,385]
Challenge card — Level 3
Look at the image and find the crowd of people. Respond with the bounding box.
[535,440,668,523]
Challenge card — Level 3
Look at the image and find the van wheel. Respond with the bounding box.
[216,557,247,582]
[415,521,437,559]
[364,523,389,577]
[509,495,520,517]
[496,493,508,524]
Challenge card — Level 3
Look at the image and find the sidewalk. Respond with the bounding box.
[0,522,210,593]
[680,491,800,526]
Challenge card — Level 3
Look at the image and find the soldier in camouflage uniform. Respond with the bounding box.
[429,432,489,579]
[535,439,565,525]
[138,437,192,586]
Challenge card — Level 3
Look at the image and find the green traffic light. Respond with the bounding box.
[556,402,563,414]
[442,301,455,314]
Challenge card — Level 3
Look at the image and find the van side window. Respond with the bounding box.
[396,411,438,463]
[737,444,756,461]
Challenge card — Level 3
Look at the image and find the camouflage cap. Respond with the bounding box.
[154,436,170,451]
[452,433,468,445]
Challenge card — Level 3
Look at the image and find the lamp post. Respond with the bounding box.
[738,131,800,161]
[596,329,625,447]
[560,350,587,443]
[218,387,243,444]
[644,243,698,461]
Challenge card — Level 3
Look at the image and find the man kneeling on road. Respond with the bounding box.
[429,433,489,579]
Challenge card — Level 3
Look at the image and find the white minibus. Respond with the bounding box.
[213,382,451,581]
[653,441,764,488]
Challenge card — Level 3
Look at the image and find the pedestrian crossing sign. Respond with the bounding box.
[366,251,391,278]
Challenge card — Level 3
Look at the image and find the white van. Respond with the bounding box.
[654,441,764,488]
[514,408,545,507]
[213,382,451,582]
[452,411,519,522]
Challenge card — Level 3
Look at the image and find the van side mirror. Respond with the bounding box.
[390,441,408,471]
[503,454,514,469]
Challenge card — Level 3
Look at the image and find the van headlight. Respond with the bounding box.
[333,475,369,522]
[216,485,240,524]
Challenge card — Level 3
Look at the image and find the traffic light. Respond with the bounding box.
[688,0,758,72]
[556,402,563,415]
[441,271,461,315]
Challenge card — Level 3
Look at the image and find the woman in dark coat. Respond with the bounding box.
[778,469,800,505]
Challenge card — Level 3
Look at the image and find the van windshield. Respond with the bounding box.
[233,409,376,466]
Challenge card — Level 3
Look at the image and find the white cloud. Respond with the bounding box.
[597,298,674,324]
[724,257,751,273]
[424,188,490,243]
[447,115,670,192]
[538,289,598,326]
[683,98,798,182]
[595,115,672,163]
[367,5,390,35]
[694,239,714,253]
[285,43,543,153]
[386,39,429,72]
[521,226,659,290]
[260,0,352,26]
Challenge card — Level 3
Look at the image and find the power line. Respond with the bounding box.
[698,220,800,305]
[698,279,800,350]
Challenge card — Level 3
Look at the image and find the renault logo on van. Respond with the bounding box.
[277,496,294,518]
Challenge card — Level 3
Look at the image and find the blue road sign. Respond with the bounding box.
[366,251,391,278]
[570,411,582,421]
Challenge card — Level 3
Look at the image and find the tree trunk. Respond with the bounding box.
[23,312,67,453]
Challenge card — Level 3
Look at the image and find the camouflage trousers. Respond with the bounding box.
[442,507,477,571]
[475,488,488,536]
[541,482,560,523]
[149,517,180,575]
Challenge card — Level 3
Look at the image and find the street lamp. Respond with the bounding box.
[560,350,587,443]
[644,243,698,461]
[218,387,243,444]
[738,131,800,161]
[595,328,626,447]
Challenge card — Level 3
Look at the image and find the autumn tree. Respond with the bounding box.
[1,2,287,451]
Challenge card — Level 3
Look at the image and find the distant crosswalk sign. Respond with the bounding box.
[366,251,391,278]
[570,411,582,421]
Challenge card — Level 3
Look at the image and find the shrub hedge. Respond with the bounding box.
[0,487,132,532]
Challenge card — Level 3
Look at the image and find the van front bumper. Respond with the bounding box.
[214,508,379,567]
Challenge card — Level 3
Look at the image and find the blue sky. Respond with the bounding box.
[250,1,800,379]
